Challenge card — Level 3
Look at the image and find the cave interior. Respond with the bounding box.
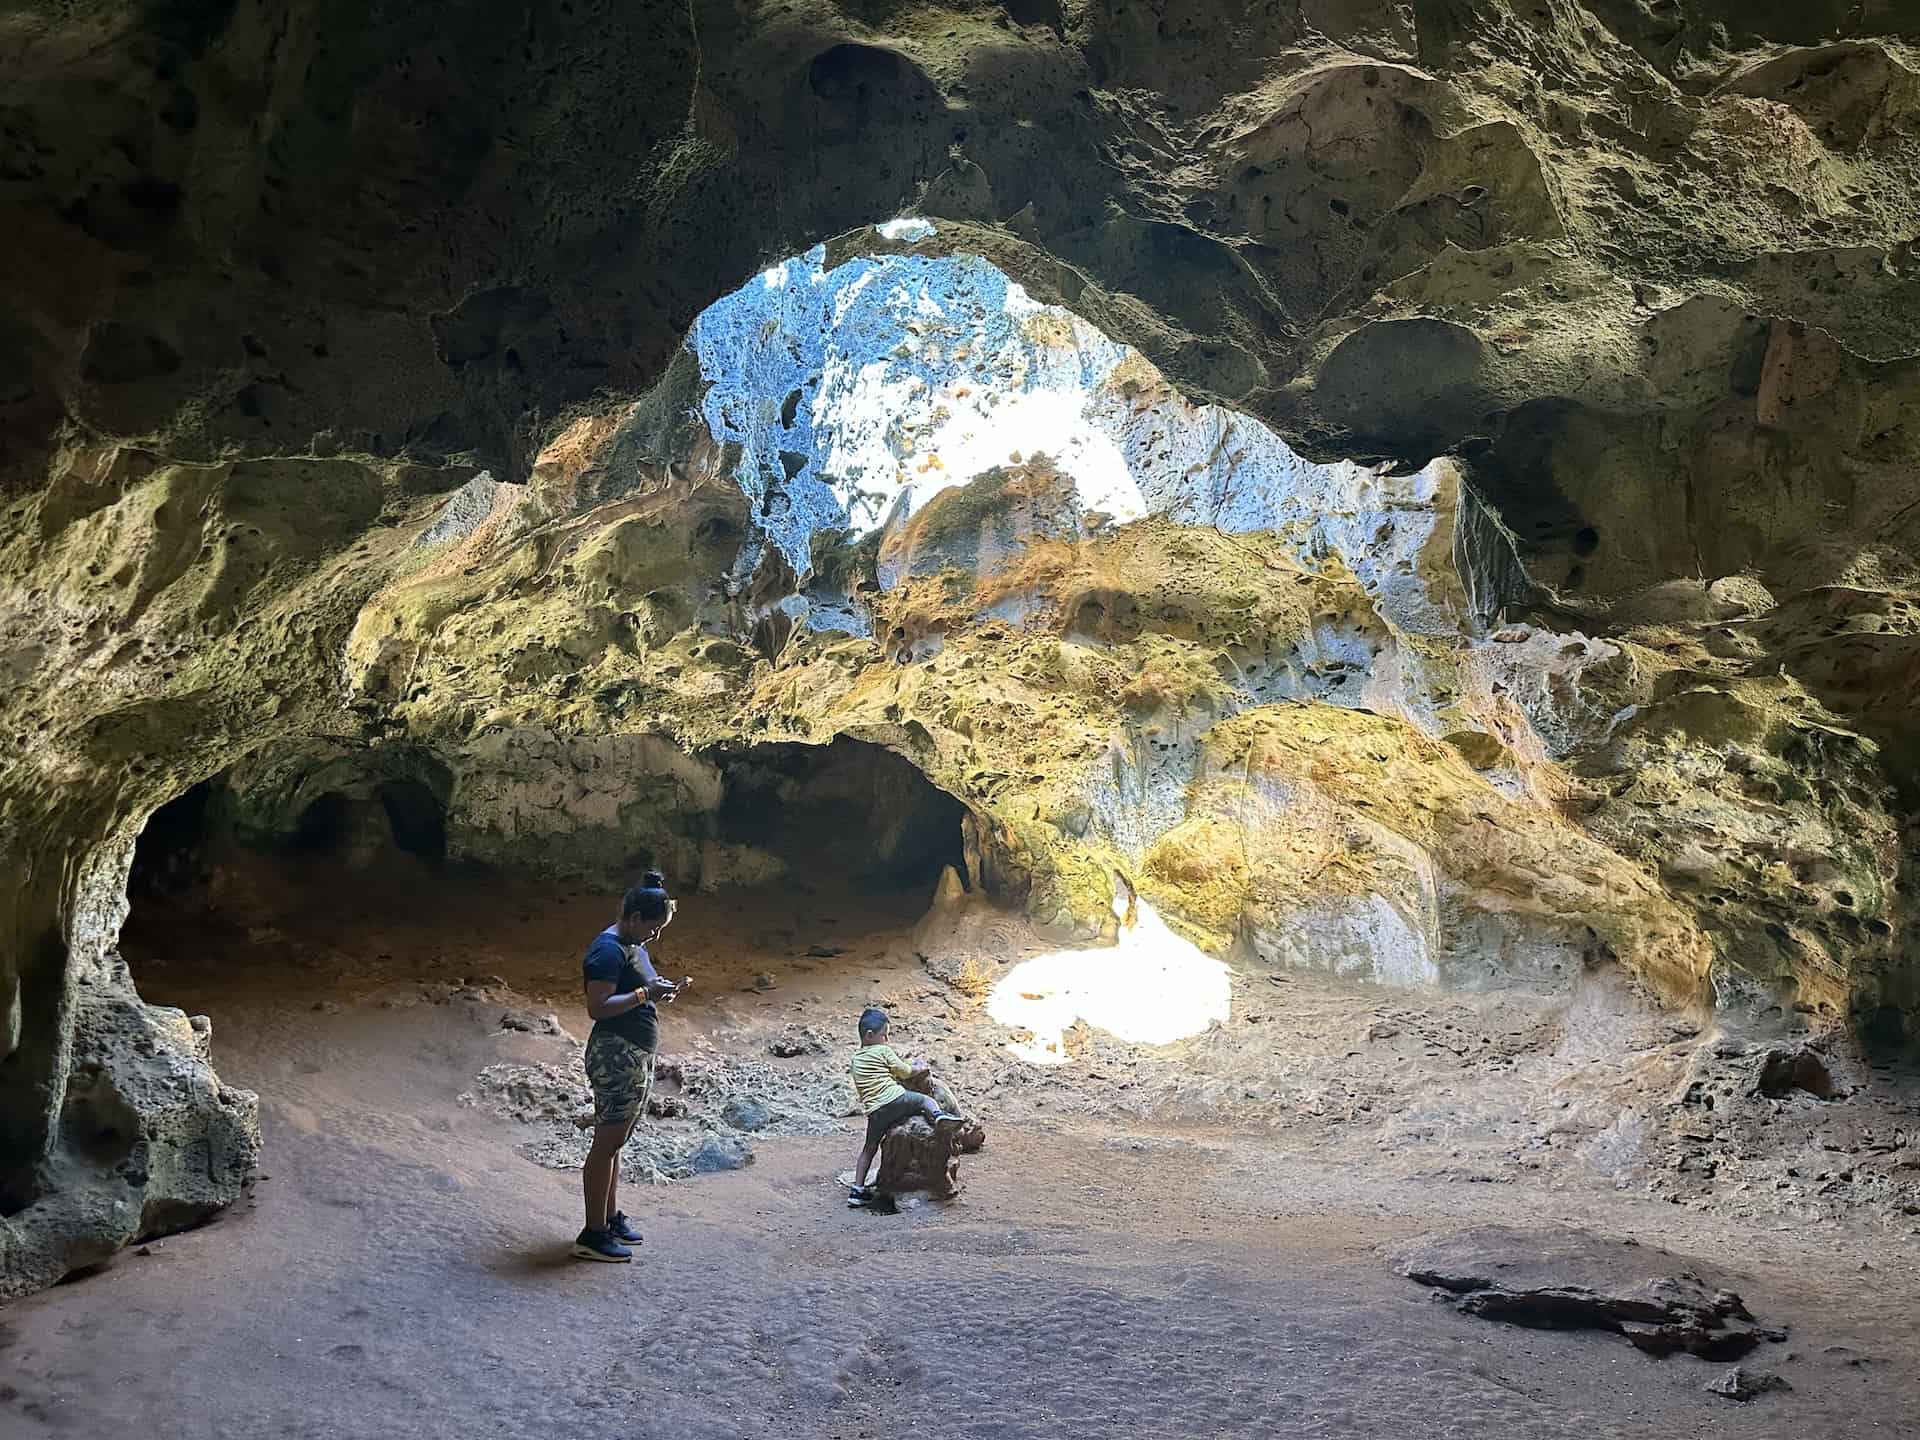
[2,1,1920,1429]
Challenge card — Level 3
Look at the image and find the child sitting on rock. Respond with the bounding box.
[846,1006,962,1207]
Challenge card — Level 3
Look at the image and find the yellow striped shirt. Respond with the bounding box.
[849,1044,915,1113]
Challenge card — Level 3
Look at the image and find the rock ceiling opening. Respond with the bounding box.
[678,236,1478,638]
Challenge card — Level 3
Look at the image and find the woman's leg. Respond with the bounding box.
[583,1124,626,1230]
[584,1038,648,1231]
[603,1049,653,1222]
[605,1114,642,1219]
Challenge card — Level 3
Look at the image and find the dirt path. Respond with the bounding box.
[5,870,1918,1439]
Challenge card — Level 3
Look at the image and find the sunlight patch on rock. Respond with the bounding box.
[987,897,1231,1065]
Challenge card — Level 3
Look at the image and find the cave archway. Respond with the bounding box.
[121,746,459,990]
[279,782,446,866]
[118,732,976,1016]
[126,778,229,900]
[704,737,970,896]
[377,780,448,861]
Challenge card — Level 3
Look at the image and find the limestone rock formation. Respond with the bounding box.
[3,0,1919,1292]
[1,841,258,1297]
[1706,1366,1793,1401]
[875,1116,967,1201]
[1396,1225,1783,1359]
[853,1055,984,1200]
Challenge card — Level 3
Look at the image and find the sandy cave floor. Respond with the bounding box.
[4,862,1920,1440]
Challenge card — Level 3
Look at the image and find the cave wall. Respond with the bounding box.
[3,0,1919,1292]
[0,827,258,1297]
[352,384,1728,997]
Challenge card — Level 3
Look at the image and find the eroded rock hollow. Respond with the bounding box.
[3,0,1918,1294]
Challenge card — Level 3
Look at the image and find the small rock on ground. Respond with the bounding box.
[769,1030,824,1057]
[722,1098,773,1132]
[1707,1367,1792,1401]
[688,1135,754,1173]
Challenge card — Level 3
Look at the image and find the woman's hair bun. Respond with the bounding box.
[641,870,666,889]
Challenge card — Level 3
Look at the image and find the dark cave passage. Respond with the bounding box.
[287,780,447,863]
[130,765,452,900]
[121,749,459,996]
[118,736,973,1012]
[126,778,228,900]
[706,737,969,897]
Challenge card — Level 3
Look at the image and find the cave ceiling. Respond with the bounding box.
[2,0,1916,943]
[5,0,1917,480]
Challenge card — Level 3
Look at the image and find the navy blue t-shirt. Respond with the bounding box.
[583,926,658,1049]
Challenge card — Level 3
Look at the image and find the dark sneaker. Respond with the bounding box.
[933,1113,966,1133]
[571,1228,632,1263]
[847,1185,873,1208]
[607,1211,643,1245]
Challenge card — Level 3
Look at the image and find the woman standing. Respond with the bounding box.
[573,875,684,1262]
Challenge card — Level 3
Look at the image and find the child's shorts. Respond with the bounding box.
[584,1031,656,1128]
[864,1092,928,1146]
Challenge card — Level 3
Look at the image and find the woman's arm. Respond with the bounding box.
[584,978,656,1020]
[629,949,681,1001]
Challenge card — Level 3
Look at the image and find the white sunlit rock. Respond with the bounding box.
[876,216,937,241]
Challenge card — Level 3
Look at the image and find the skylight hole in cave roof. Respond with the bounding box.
[683,224,1463,633]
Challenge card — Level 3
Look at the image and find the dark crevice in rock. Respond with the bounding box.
[1754,1046,1837,1100]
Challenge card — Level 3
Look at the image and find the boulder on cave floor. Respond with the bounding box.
[687,1134,754,1174]
[1,974,260,1298]
[873,1085,986,1203]
[922,1074,987,1156]
[1394,1225,1784,1359]
[874,1116,967,1201]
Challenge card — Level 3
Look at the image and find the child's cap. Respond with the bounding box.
[859,1006,888,1038]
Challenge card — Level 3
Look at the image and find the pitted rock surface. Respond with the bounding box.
[1396,1224,1784,1359]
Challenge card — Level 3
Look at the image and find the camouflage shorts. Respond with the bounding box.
[584,1031,656,1129]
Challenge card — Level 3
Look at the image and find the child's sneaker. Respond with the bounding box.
[606,1211,643,1244]
[933,1113,966,1134]
[571,1228,633,1262]
[846,1185,874,1208]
